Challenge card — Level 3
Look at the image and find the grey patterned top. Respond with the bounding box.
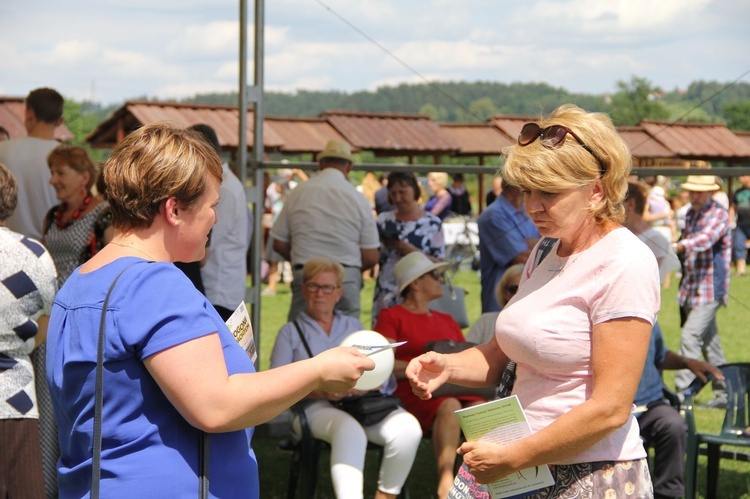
[0,227,57,419]
[372,210,445,325]
[43,202,111,287]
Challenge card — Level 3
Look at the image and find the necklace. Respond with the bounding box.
[55,192,93,229]
[109,241,159,261]
[556,254,580,276]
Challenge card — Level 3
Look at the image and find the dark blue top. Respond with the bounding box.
[634,322,668,407]
[46,258,258,499]
[477,195,539,312]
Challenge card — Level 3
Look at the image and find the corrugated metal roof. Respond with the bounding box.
[487,115,537,144]
[439,123,513,156]
[616,127,675,158]
[264,116,352,155]
[81,100,750,165]
[734,131,750,150]
[321,110,460,156]
[0,96,74,141]
[640,121,750,160]
[86,100,285,150]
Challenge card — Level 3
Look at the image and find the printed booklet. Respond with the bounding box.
[225,301,256,363]
[448,395,554,499]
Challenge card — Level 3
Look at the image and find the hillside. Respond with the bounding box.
[181,78,750,127]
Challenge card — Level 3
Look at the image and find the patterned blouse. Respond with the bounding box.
[0,228,57,419]
[43,202,112,287]
[372,210,445,324]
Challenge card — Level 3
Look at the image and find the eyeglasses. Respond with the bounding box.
[518,123,606,175]
[303,282,340,294]
[422,269,443,281]
[505,284,519,295]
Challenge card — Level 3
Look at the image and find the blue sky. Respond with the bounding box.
[1,0,748,105]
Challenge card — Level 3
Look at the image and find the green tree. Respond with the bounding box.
[419,102,439,120]
[664,102,716,123]
[62,98,108,161]
[467,97,498,122]
[607,76,670,126]
[723,101,750,130]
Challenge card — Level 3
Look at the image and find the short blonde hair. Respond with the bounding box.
[303,258,344,286]
[502,104,631,225]
[47,145,98,191]
[103,122,223,231]
[427,172,448,190]
[496,263,524,308]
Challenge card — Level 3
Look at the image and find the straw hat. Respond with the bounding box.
[681,175,720,192]
[395,252,450,295]
[317,140,354,163]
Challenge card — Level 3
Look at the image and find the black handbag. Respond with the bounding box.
[292,321,401,427]
[333,392,402,427]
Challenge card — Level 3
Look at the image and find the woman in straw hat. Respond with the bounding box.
[405,105,661,497]
[375,251,486,498]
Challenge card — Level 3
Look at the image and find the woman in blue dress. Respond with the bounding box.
[45,123,374,499]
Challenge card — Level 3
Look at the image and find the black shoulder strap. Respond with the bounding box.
[293,320,314,359]
[533,237,558,270]
[92,262,210,499]
[92,263,139,498]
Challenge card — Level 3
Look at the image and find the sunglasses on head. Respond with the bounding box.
[518,123,606,175]
[505,284,519,295]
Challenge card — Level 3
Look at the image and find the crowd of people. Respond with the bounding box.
[0,87,745,499]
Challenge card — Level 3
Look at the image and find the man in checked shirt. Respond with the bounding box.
[672,175,731,408]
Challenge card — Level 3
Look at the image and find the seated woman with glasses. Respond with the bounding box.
[466,263,524,345]
[405,104,660,497]
[271,258,421,499]
[374,251,486,498]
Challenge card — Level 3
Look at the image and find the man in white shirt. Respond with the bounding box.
[189,124,252,321]
[272,140,380,321]
[0,88,63,239]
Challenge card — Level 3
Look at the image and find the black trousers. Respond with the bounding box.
[639,402,688,498]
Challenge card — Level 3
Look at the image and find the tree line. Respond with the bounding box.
[63,76,750,153]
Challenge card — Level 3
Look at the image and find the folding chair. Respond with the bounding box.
[684,362,750,499]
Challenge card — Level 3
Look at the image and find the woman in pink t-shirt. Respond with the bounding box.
[405,105,660,498]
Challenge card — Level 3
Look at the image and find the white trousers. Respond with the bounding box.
[296,400,422,498]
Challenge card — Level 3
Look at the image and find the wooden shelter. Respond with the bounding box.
[319,110,460,163]
[85,100,285,153]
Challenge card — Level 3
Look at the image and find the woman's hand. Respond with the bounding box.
[405,351,450,400]
[458,441,512,484]
[314,347,375,394]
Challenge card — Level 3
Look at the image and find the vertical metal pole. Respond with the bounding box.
[251,0,265,368]
[239,0,265,368]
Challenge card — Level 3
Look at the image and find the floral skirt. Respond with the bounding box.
[527,459,653,499]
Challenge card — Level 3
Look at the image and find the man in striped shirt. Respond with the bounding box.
[672,175,731,408]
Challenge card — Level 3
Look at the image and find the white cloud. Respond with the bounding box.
[0,0,746,104]
[45,40,101,65]
[167,21,238,56]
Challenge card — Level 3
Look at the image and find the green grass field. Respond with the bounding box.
[254,269,750,498]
